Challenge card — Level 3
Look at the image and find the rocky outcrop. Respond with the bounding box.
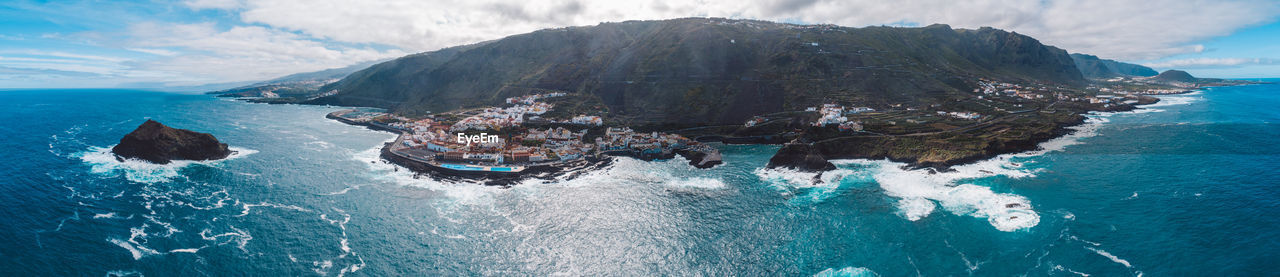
[766,142,835,172]
[676,149,723,169]
[111,119,232,164]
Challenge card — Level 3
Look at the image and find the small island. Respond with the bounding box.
[112,119,233,164]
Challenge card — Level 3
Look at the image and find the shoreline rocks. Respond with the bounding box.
[676,149,724,169]
[111,119,232,164]
[766,142,836,172]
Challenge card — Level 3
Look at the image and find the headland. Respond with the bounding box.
[327,93,722,185]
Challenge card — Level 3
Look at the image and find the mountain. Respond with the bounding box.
[1152,69,1196,83]
[310,18,1085,126]
[1136,69,1262,88]
[119,80,257,93]
[206,60,382,98]
[1104,59,1160,77]
[1070,53,1158,79]
[1070,54,1116,79]
[310,43,483,107]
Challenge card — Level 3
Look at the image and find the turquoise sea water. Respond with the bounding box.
[1,82,1277,275]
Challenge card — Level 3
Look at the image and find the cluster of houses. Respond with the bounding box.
[938,111,982,120]
[596,127,692,156]
[554,115,603,126]
[1095,86,1186,95]
[449,102,554,132]
[976,79,1018,95]
[506,92,565,105]
[806,104,869,131]
[979,78,1155,107]
[976,79,1050,100]
[358,92,701,167]
[337,108,403,123]
[1138,89,1188,95]
[449,92,603,128]
[397,125,698,166]
[399,122,595,165]
[387,118,436,133]
[1086,95,1140,106]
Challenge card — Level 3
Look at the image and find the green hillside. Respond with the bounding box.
[311,18,1086,126]
[1070,53,1158,79]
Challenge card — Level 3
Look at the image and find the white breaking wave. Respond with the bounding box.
[169,248,201,253]
[666,177,728,189]
[322,185,362,196]
[842,96,1188,231]
[896,197,936,221]
[822,107,1129,231]
[351,141,729,206]
[1139,93,1202,108]
[104,270,142,277]
[108,238,158,260]
[753,166,865,204]
[848,159,1041,232]
[75,145,257,184]
[813,266,878,277]
[1053,265,1092,277]
[1085,246,1133,268]
[350,143,502,205]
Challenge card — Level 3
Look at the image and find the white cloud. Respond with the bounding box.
[1144,58,1279,69]
[184,0,245,10]
[0,57,125,75]
[227,0,1280,61]
[11,0,1278,88]
[14,50,131,63]
[117,22,406,86]
[126,48,181,56]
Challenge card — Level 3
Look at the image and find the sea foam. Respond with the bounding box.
[849,94,1192,231]
[851,159,1041,231]
[822,108,1128,231]
[76,145,256,184]
[1140,93,1202,108]
[352,141,729,207]
[813,266,877,277]
[753,166,865,204]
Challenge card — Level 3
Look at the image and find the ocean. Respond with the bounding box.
[1,82,1277,276]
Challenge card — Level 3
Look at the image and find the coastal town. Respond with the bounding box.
[326,76,1182,181]
[329,92,720,178]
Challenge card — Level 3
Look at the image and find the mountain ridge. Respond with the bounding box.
[1069,53,1158,79]
[205,60,383,98]
[308,18,1086,126]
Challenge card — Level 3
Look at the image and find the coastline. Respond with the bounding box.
[770,96,1167,172]
[915,88,1206,170]
[327,111,719,185]
[311,84,1219,181]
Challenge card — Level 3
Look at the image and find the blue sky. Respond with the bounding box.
[1,0,1278,89]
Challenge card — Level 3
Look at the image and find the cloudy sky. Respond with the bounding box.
[2,0,1278,89]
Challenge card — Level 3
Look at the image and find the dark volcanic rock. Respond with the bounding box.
[766,142,835,172]
[676,149,723,169]
[111,119,232,164]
